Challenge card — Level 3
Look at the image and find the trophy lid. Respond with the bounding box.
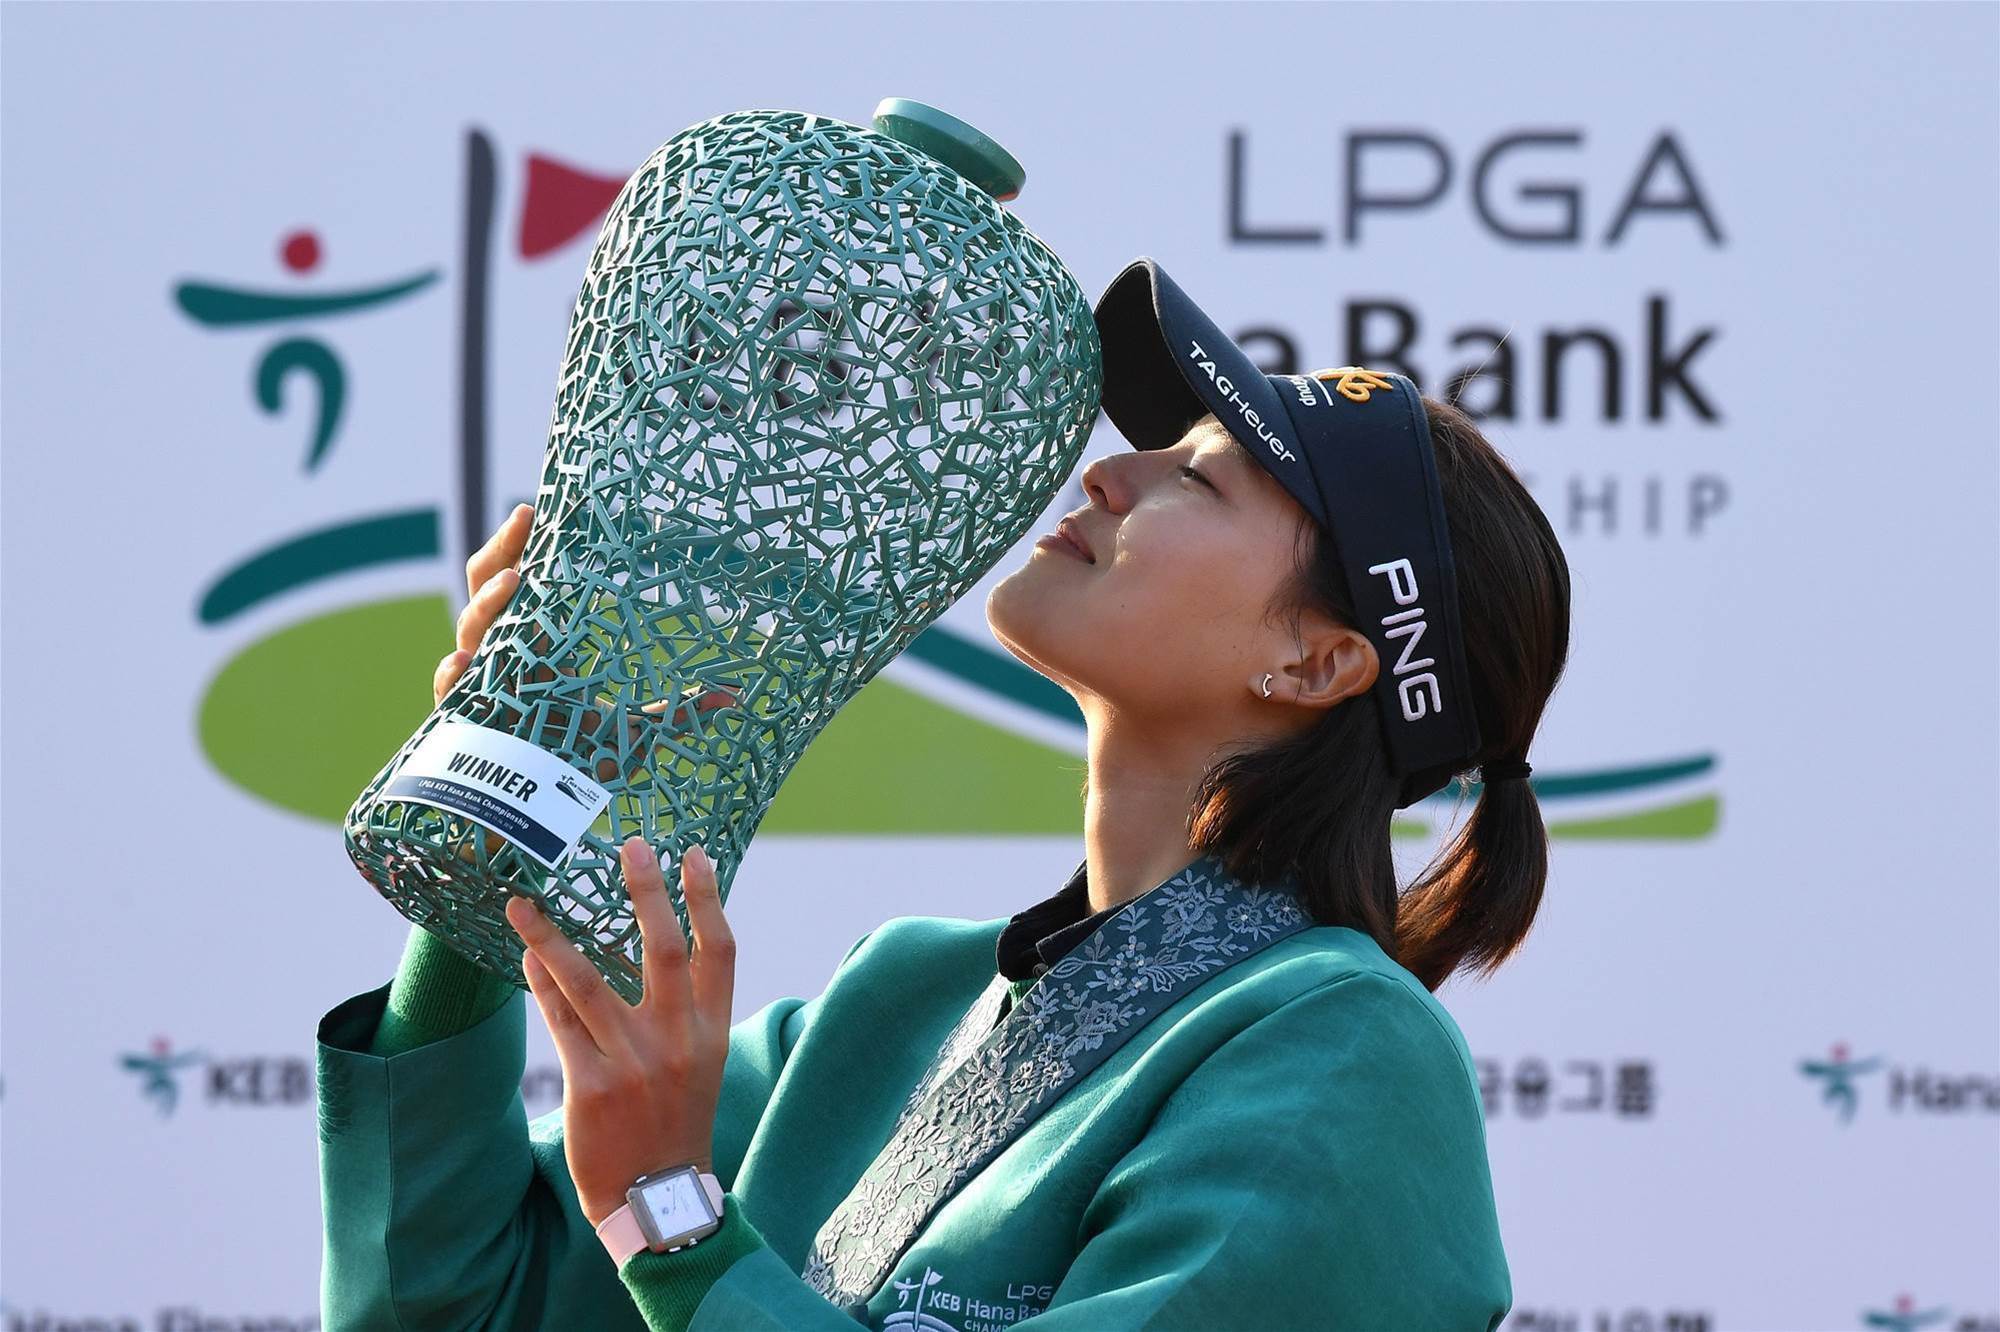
[871,98,1027,202]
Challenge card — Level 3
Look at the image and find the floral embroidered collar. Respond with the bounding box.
[802,848,1312,1309]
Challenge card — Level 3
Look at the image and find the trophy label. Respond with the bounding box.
[382,719,613,869]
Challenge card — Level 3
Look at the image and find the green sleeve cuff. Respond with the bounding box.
[616,1191,767,1331]
[369,923,521,1056]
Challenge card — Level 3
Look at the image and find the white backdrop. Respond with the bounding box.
[3,4,1996,1331]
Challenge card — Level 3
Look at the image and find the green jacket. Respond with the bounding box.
[316,851,1511,1330]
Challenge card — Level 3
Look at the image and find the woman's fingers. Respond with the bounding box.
[438,504,528,710]
[506,894,629,1057]
[465,503,534,601]
[624,838,695,1019]
[432,649,473,705]
[518,946,597,1066]
[456,566,521,656]
[678,843,736,1024]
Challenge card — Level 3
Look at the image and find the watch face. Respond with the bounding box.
[638,1167,715,1246]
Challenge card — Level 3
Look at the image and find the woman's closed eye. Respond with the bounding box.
[1179,464,1219,494]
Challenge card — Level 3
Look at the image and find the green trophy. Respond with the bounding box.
[343,99,1102,1000]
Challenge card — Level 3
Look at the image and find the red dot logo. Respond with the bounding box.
[281,229,322,273]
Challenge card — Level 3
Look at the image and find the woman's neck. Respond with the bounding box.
[1079,707,1218,913]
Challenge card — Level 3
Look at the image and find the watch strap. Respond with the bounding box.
[596,1201,653,1267]
[595,1170,724,1267]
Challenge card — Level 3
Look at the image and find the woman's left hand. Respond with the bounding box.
[504,836,735,1228]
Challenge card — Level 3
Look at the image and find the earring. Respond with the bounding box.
[1260,672,1274,699]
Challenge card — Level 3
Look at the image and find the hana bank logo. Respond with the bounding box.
[175,127,1720,843]
[119,1036,208,1118]
[1861,1293,1951,1330]
[1799,1042,1999,1123]
[1800,1042,1884,1125]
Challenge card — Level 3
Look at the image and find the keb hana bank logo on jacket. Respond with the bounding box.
[175,126,1719,844]
[883,1265,1053,1332]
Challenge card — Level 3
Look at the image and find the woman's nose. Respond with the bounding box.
[1079,453,1130,513]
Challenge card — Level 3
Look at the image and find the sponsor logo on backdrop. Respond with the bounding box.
[0,1302,321,1332]
[1476,1057,1656,1120]
[118,1036,311,1111]
[176,125,1720,843]
[1799,1042,1884,1124]
[1856,1291,1999,1331]
[1799,1043,2000,1123]
[1504,1295,2000,1331]
[118,1037,562,1117]
[118,1038,209,1117]
[1223,126,1732,547]
[1506,1307,1713,1331]
[1859,1295,1948,1332]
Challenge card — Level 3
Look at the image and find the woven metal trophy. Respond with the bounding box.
[343,99,1102,1001]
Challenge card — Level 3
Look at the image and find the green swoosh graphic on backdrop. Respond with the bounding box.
[197,591,1719,839]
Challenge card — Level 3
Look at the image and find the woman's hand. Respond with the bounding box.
[434,501,536,709]
[504,836,735,1227]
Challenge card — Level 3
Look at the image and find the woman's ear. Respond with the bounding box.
[1276,613,1378,710]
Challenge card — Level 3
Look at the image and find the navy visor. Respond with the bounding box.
[1093,256,1481,806]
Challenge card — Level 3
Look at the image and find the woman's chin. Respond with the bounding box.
[985,578,1077,685]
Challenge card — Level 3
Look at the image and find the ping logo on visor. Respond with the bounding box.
[1368,556,1445,722]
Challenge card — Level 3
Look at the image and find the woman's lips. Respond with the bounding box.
[1055,516,1095,562]
[1034,530,1085,560]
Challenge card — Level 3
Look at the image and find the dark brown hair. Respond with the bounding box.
[1185,391,1572,992]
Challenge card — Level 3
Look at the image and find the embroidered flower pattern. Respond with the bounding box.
[1053,991,1141,1059]
[1155,876,1223,942]
[900,983,1008,1118]
[1230,885,1303,941]
[1006,1044,1068,1100]
[801,852,1309,1306]
[1074,931,1150,1001]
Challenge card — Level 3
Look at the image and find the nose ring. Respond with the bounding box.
[1260,672,1274,698]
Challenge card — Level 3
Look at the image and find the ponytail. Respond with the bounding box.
[1394,765,1549,992]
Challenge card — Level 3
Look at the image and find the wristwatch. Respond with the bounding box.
[595,1162,726,1266]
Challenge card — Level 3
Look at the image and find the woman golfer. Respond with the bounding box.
[316,255,1570,1331]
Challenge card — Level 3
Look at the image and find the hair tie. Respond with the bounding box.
[1481,757,1532,783]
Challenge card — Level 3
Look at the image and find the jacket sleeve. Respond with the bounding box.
[611,970,1512,1332]
[315,925,873,1330]
[368,924,519,1057]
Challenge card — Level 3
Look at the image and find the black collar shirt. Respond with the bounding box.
[993,857,1122,983]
